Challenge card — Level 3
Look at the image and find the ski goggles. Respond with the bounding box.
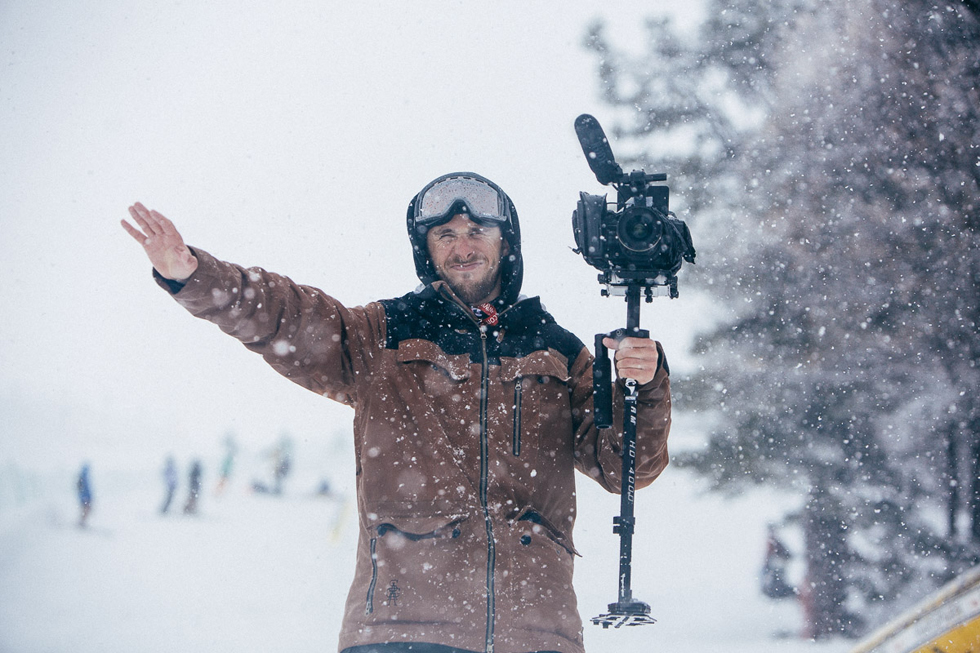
[414,173,512,227]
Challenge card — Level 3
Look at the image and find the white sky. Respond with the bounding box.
[0,1,710,472]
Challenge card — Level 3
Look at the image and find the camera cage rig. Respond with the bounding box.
[572,115,694,303]
[572,114,695,629]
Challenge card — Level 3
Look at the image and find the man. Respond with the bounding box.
[121,172,671,653]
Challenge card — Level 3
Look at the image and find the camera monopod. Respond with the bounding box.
[589,281,658,629]
[572,113,682,629]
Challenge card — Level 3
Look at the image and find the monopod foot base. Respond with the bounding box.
[591,599,657,629]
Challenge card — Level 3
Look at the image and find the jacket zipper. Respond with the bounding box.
[439,288,502,653]
[479,327,496,653]
[366,536,378,615]
[513,378,523,457]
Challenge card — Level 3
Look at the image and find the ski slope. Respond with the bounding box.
[0,462,853,653]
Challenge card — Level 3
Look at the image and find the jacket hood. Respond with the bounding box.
[406,172,524,308]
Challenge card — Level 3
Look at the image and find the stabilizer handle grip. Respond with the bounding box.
[594,334,614,428]
[593,328,650,428]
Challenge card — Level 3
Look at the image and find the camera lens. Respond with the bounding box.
[617,208,664,253]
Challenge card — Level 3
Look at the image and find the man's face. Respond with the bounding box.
[426,213,509,305]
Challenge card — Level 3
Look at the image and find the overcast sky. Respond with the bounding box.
[0,1,710,472]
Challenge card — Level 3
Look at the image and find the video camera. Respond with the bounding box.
[571,114,697,630]
[571,114,696,299]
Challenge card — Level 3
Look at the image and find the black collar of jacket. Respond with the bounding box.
[379,283,585,368]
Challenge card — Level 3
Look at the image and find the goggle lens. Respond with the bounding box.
[417,176,506,224]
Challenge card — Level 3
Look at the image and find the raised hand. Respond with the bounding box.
[121,202,199,281]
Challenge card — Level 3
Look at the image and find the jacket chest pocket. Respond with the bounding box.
[394,338,473,394]
[501,350,571,459]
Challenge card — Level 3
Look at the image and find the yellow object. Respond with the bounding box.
[851,567,980,653]
[912,617,980,653]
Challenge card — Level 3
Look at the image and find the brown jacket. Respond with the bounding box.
[157,248,671,653]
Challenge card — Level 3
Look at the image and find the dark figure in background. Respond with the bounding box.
[183,460,202,514]
[315,478,333,497]
[121,172,671,653]
[215,433,237,496]
[161,456,178,514]
[761,523,795,599]
[76,463,93,528]
[272,435,292,495]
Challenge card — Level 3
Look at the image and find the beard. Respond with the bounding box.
[436,256,503,305]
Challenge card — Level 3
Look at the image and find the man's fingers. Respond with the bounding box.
[603,337,659,356]
[617,336,658,349]
[120,218,149,243]
[616,357,656,371]
[123,203,197,280]
[151,210,180,237]
[129,202,171,237]
[602,336,659,384]
[127,204,158,237]
[126,204,184,246]
[616,348,660,366]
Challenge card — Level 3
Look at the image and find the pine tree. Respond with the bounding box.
[586,0,980,637]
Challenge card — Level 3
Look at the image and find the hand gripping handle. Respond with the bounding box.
[593,327,650,429]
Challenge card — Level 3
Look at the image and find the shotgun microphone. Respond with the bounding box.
[574,114,624,186]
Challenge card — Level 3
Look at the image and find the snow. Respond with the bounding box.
[0,1,893,651]
[0,460,852,653]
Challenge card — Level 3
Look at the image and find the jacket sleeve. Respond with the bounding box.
[569,343,671,493]
[153,247,384,406]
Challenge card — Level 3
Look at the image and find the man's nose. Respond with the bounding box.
[453,237,479,259]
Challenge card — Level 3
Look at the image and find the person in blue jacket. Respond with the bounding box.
[76,463,93,528]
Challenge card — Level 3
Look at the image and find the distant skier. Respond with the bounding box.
[160,456,178,514]
[272,435,292,495]
[183,460,202,514]
[314,477,333,497]
[76,463,93,528]
[214,433,237,496]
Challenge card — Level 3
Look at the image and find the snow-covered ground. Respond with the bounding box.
[0,458,853,653]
